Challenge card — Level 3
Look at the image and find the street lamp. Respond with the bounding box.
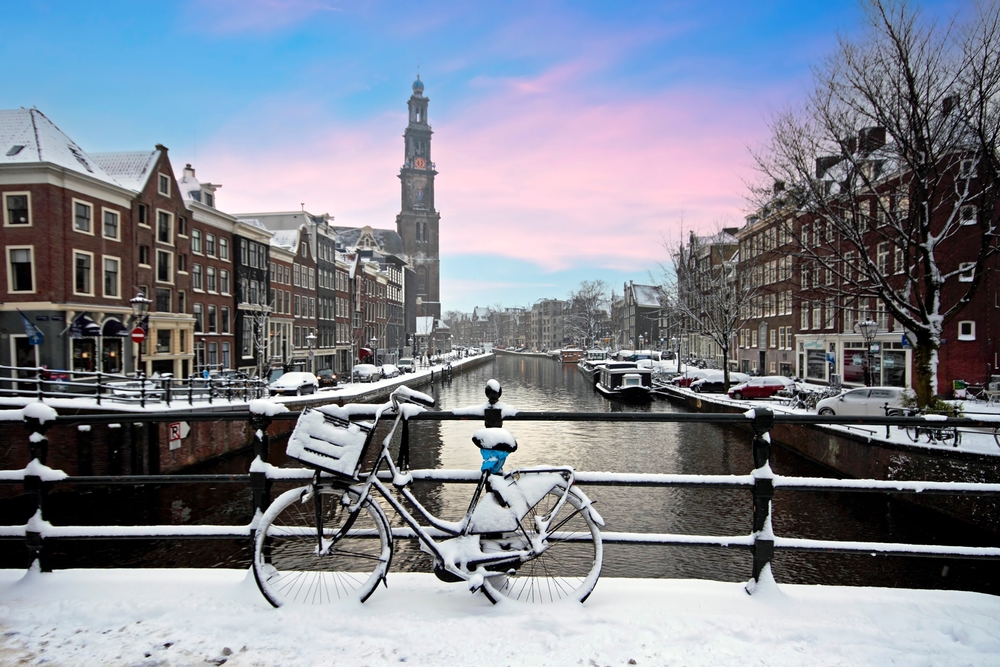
[306,330,316,374]
[855,318,880,386]
[129,291,151,379]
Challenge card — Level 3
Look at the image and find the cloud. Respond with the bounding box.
[181,0,341,35]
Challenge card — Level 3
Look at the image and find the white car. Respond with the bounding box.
[380,364,401,379]
[816,386,911,416]
[269,371,319,396]
[397,358,416,373]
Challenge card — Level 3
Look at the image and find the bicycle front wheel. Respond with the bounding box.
[253,485,391,607]
[481,486,602,604]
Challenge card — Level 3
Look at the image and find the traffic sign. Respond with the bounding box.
[130,327,146,344]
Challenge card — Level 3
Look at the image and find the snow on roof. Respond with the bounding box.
[91,150,159,191]
[0,108,121,187]
[269,229,300,250]
[236,218,269,231]
[332,226,404,255]
[631,284,663,308]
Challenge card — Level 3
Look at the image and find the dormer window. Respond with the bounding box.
[189,190,201,203]
[205,192,214,207]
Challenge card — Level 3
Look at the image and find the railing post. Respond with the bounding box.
[23,405,56,572]
[249,411,273,516]
[96,372,102,406]
[484,380,503,428]
[748,407,774,593]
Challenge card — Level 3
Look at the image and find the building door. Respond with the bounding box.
[759,351,766,373]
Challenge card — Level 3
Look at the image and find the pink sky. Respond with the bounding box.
[201,59,782,273]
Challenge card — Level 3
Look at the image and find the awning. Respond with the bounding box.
[101,319,129,337]
[69,313,101,338]
[359,347,373,360]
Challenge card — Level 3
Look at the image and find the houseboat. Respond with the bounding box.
[560,347,585,364]
[577,349,609,385]
[596,361,652,401]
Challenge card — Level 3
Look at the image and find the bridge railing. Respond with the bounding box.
[1,394,999,592]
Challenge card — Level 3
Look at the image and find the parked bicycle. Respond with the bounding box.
[253,382,604,607]
[901,408,962,446]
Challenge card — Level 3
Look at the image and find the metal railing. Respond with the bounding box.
[2,393,1000,591]
[0,364,268,407]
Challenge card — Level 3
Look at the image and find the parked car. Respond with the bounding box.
[691,371,751,393]
[269,371,319,396]
[353,364,380,383]
[728,376,795,400]
[379,364,401,379]
[105,380,164,402]
[670,369,713,388]
[397,358,416,373]
[816,386,911,416]
[315,368,338,388]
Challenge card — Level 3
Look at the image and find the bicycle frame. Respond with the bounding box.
[331,404,584,583]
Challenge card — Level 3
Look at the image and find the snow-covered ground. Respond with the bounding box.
[662,382,1000,457]
[2,567,999,666]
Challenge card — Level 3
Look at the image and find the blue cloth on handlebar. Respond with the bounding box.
[480,449,509,474]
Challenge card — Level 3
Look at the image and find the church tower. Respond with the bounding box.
[396,75,441,319]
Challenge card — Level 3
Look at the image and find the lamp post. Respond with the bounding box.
[306,330,316,375]
[855,318,880,386]
[129,292,152,379]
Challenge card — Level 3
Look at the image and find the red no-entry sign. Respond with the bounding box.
[130,327,146,344]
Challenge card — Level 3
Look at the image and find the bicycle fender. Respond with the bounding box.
[568,486,605,527]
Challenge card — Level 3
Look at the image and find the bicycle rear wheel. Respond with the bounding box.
[481,486,602,604]
[253,485,391,607]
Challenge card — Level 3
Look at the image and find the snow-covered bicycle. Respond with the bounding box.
[252,383,604,606]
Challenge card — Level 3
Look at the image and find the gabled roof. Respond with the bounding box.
[91,150,160,191]
[0,108,121,186]
[630,283,663,308]
[331,226,404,255]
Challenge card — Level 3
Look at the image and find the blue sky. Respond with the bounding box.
[3,0,965,312]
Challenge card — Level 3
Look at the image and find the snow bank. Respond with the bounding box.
[1,569,999,666]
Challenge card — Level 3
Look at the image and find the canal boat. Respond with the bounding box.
[577,349,609,385]
[596,361,652,401]
[560,347,585,364]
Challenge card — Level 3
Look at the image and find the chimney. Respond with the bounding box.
[184,163,196,179]
[942,94,959,116]
[859,126,886,153]
[815,155,841,179]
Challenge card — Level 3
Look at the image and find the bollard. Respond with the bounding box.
[749,408,774,591]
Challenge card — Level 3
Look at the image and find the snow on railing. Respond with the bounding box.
[2,385,999,592]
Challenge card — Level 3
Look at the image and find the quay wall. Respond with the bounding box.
[0,354,495,478]
[658,386,1000,533]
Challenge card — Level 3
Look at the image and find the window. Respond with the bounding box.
[177,254,187,273]
[74,200,93,234]
[139,245,150,266]
[7,247,34,292]
[208,305,217,333]
[959,262,975,282]
[219,237,229,260]
[222,342,230,368]
[958,321,976,341]
[103,257,120,297]
[220,269,230,294]
[192,229,202,253]
[158,173,170,196]
[205,192,214,208]
[751,330,758,348]
[269,262,276,281]
[206,234,216,256]
[294,265,300,287]
[177,216,187,236]
[74,251,93,294]
[960,159,975,178]
[156,250,172,283]
[193,304,204,332]
[137,203,148,226]
[103,209,119,240]
[801,303,810,330]
[155,287,171,312]
[825,298,836,329]
[206,266,216,292]
[877,242,889,274]
[156,329,171,354]
[4,193,30,226]
[960,205,977,225]
[157,210,172,244]
[178,290,186,314]
[894,245,904,275]
[769,329,776,349]
[221,307,230,334]
[309,268,315,290]
[192,264,203,290]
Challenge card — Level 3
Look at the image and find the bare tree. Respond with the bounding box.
[665,229,761,391]
[565,280,609,348]
[752,0,1000,405]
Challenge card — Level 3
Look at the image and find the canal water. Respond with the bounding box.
[5,354,1000,595]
